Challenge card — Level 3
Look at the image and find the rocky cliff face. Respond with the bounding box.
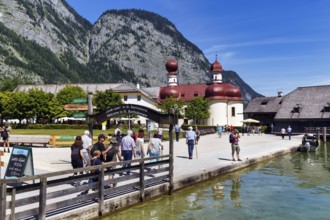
[89,10,210,86]
[0,0,262,100]
[0,0,91,63]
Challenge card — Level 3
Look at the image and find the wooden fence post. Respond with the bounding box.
[39,177,47,220]
[10,188,16,220]
[323,127,327,142]
[139,159,145,202]
[169,124,174,195]
[1,182,7,220]
[98,168,105,216]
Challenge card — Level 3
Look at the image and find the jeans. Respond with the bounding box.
[175,132,180,141]
[122,150,133,175]
[187,140,195,158]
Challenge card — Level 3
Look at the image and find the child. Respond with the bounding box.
[79,150,102,196]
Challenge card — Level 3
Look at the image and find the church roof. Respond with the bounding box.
[158,83,242,102]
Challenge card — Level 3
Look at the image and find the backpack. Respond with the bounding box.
[71,145,81,160]
[1,129,8,138]
[105,145,119,162]
[229,134,235,143]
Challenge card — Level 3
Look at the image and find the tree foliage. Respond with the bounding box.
[185,97,210,122]
[56,85,87,105]
[93,89,123,112]
[159,97,185,118]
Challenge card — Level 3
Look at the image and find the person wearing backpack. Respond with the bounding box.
[1,125,11,153]
[71,136,85,177]
[104,137,122,188]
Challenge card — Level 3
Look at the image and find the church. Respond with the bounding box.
[158,58,244,126]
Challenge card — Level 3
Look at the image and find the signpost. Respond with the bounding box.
[73,113,86,118]
[71,98,88,104]
[5,146,34,184]
[64,104,88,111]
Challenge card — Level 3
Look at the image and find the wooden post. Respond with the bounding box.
[98,168,105,216]
[0,182,7,220]
[38,177,47,220]
[317,128,320,141]
[10,188,16,220]
[0,150,4,178]
[51,135,56,147]
[169,124,174,195]
[139,159,145,202]
[88,91,94,139]
[323,127,327,143]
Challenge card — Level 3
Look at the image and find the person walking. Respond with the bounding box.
[71,136,85,178]
[81,130,92,166]
[1,124,11,153]
[231,129,242,161]
[104,137,122,188]
[281,128,286,139]
[120,130,136,175]
[287,126,292,140]
[147,133,164,165]
[186,126,197,159]
[174,124,181,142]
[135,129,145,158]
[195,126,201,144]
[218,125,223,138]
[91,134,111,162]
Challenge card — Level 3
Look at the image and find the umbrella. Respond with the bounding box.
[241,118,260,124]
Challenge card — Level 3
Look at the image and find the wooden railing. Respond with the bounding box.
[0,155,171,220]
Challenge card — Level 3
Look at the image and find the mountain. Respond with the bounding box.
[0,0,262,100]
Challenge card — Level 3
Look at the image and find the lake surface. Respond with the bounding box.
[101,143,330,220]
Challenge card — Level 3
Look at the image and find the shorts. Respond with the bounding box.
[231,144,240,154]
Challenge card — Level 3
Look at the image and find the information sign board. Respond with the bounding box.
[5,146,34,180]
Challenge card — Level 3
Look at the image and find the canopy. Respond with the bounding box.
[241,118,260,124]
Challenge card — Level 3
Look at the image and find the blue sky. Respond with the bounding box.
[66,0,330,96]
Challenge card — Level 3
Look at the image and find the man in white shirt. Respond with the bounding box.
[82,130,92,166]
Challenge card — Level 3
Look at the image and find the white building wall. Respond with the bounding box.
[227,101,244,126]
[207,101,228,126]
[207,101,244,126]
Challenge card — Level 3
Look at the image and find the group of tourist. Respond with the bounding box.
[70,127,166,194]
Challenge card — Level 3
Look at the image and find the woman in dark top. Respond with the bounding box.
[71,136,85,175]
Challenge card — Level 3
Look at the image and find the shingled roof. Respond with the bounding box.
[275,85,330,120]
[244,96,283,113]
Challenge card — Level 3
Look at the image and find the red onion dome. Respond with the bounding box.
[226,85,241,98]
[205,83,226,99]
[159,86,180,100]
[210,60,223,72]
[166,59,178,73]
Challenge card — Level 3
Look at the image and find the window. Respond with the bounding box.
[324,106,330,112]
[293,104,301,113]
[231,107,236,117]
[123,96,128,101]
[137,95,141,101]
[261,101,268,105]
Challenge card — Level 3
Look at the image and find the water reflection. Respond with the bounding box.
[102,143,330,220]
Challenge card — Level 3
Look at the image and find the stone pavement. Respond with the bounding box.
[1,132,302,180]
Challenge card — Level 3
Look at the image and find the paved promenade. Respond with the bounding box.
[1,132,302,179]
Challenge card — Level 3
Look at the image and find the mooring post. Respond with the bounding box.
[323,127,327,143]
[317,128,320,141]
[139,159,145,202]
[169,123,174,195]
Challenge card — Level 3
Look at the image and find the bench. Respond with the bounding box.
[0,135,51,147]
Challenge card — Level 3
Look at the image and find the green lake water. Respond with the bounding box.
[101,143,330,220]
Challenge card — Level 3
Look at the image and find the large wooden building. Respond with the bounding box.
[244,85,330,133]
